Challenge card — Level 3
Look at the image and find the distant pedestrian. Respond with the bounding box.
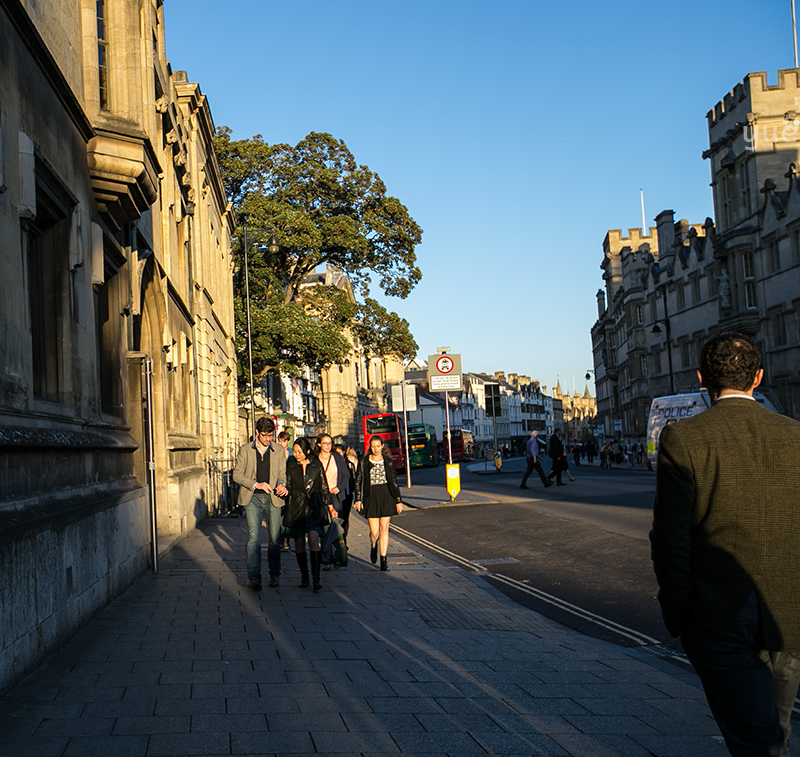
[651,332,800,756]
[547,429,567,486]
[233,417,288,591]
[277,431,292,459]
[519,431,552,490]
[635,440,644,465]
[353,435,404,571]
[284,437,330,592]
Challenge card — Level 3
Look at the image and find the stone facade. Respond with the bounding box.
[552,381,597,444]
[0,0,236,693]
[591,69,800,439]
[704,69,800,418]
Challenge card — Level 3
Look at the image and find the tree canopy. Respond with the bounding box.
[214,128,422,382]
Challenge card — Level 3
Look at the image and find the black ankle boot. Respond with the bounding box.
[310,551,322,591]
[380,556,390,572]
[296,551,309,588]
[370,542,378,564]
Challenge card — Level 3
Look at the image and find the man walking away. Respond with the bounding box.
[650,332,800,757]
[519,430,552,490]
[546,429,566,486]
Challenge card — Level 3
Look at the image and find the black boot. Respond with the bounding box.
[380,556,390,572]
[370,541,378,564]
[296,551,309,588]
[310,551,322,591]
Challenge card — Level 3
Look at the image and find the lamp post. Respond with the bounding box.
[651,318,674,394]
[242,221,280,439]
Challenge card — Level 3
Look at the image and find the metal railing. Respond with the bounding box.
[205,455,239,516]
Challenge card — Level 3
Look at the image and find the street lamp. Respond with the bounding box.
[651,316,675,395]
[242,221,280,439]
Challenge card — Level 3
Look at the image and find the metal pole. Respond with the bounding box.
[445,390,453,464]
[794,0,799,68]
[144,357,158,573]
[492,413,498,472]
[640,188,647,234]
[401,379,411,488]
[243,224,255,440]
[662,286,675,394]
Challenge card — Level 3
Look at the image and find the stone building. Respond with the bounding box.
[0,0,237,693]
[552,381,597,443]
[703,69,800,417]
[590,69,800,439]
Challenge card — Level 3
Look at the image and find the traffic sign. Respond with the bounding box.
[428,353,462,392]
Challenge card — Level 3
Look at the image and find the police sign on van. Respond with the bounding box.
[646,390,781,465]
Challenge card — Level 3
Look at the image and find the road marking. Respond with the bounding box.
[391,522,661,647]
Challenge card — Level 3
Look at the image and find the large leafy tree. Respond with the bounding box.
[214,128,421,384]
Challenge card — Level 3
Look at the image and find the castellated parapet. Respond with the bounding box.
[603,227,657,255]
[707,69,800,133]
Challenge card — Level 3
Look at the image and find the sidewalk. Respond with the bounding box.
[1,516,781,757]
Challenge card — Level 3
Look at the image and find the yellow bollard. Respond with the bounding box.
[446,463,460,501]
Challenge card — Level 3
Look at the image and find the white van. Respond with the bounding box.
[646,390,780,464]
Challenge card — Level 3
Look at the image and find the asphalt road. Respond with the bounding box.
[396,459,681,657]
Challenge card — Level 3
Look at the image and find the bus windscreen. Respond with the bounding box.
[365,416,398,435]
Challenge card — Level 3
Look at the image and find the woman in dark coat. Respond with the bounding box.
[353,435,403,572]
[284,437,330,591]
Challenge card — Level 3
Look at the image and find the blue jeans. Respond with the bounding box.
[245,492,282,581]
[682,591,800,757]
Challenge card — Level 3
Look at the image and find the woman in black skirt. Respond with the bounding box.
[353,435,403,571]
[284,437,330,591]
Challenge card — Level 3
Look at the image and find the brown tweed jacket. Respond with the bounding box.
[650,396,800,650]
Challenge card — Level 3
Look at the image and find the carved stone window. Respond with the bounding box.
[743,251,757,309]
[96,0,109,110]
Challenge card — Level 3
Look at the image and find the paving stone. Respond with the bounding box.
[147,731,231,756]
[550,733,653,757]
[34,717,116,737]
[0,737,70,757]
[472,730,571,755]
[311,730,400,753]
[113,715,190,734]
[231,730,315,754]
[340,712,425,732]
[629,733,731,757]
[155,697,226,716]
[61,734,151,757]
[265,712,345,731]
[227,696,301,714]
[389,730,485,753]
[563,714,660,735]
[191,713,268,732]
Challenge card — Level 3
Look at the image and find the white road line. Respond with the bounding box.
[390,522,660,646]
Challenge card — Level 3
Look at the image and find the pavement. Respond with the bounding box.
[3,516,796,757]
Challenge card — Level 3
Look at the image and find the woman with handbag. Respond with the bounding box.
[315,433,350,569]
[284,437,330,591]
[353,435,403,572]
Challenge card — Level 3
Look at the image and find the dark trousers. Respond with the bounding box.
[520,457,549,487]
[681,591,800,757]
[547,458,563,484]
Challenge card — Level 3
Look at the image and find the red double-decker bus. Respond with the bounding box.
[441,429,476,463]
[362,413,405,470]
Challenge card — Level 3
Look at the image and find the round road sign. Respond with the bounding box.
[435,355,455,374]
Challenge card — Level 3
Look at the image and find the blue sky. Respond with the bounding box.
[164,0,793,397]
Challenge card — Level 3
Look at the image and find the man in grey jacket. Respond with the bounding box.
[233,417,288,589]
[651,332,800,756]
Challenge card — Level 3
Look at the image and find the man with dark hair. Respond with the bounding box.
[546,429,566,486]
[234,417,288,589]
[651,332,800,756]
